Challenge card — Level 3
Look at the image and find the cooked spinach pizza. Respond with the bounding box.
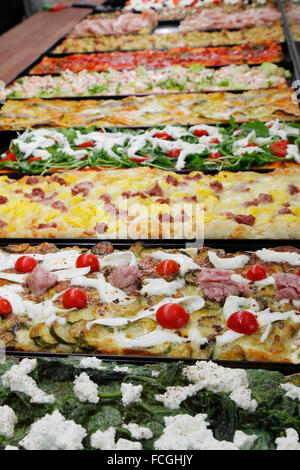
[0,357,300,450]
[0,242,299,362]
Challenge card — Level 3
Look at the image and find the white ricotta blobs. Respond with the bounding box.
[154,414,256,450]
[182,361,257,412]
[90,427,116,450]
[275,428,300,450]
[80,356,106,370]
[4,445,18,450]
[121,383,143,406]
[122,423,153,440]
[19,410,87,450]
[280,382,300,402]
[90,427,143,450]
[0,405,17,438]
[73,373,99,404]
[2,359,55,404]
[155,384,200,409]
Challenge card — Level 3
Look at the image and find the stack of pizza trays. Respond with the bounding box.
[0,0,299,452]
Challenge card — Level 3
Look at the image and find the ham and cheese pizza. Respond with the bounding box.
[0,241,299,363]
[0,167,297,239]
[29,44,283,75]
[1,90,300,130]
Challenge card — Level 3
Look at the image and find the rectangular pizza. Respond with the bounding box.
[0,167,297,239]
[54,24,284,53]
[2,120,300,174]
[1,90,300,130]
[0,241,299,364]
[6,64,290,100]
[29,43,283,75]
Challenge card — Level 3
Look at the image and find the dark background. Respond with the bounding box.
[1,2,26,35]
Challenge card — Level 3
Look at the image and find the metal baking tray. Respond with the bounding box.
[1,238,300,374]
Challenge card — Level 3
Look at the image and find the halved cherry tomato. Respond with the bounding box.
[246,265,267,281]
[2,151,17,162]
[28,157,42,163]
[227,310,259,335]
[297,269,300,276]
[210,138,220,144]
[168,149,181,158]
[62,288,87,309]
[208,152,222,159]
[78,141,94,148]
[270,139,290,158]
[156,259,180,275]
[15,256,37,273]
[0,298,12,315]
[246,142,258,147]
[130,155,152,163]
[154,132,172,140]
[76,253,99,273]
[194,129,208,137]
[156,303,190,329]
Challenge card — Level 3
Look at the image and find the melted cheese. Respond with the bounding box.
[208,251,250,270]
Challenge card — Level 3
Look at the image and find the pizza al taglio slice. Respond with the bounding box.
[0,168,297,239]
[0,242,299,363]
[1,90,300,130]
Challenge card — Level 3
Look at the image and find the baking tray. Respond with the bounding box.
[1,238,300,374]
[4,351,300,375]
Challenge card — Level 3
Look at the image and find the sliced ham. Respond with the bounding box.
[146,181,163,197]
[71,9,158,37]
[110,264,141,294]
[274,273,300,301]
[196,268,251,302]
[179,7,281,32]
[26,265,58,296]
[71,181,93,197]
[95,222,108,234]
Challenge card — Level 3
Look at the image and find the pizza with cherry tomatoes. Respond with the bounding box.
[0,241,299,363]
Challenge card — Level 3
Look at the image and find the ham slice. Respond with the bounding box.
[110,264,141,294]
[179,7,281,32]
[274,273,300,301]
[71,9,158,37]
[26,265,58,296]
[196,268,251,301]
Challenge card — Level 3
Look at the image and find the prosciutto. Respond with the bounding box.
[179,7,281,32]
[110,265,141,294]
[274,273,300,301]
[26,265,58,296]
[70,10,158,37]
[196,268,251,302]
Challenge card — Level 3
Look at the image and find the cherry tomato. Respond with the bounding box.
[156,259,180,275]
[297,269,300,276]
[156,303,190,329]
[246,265,267,281]
[168,149,181,158]
[76,253,100,272]
[154,132,172,140]
[130,155,152,163]
[62,288,87,309]
[15,256,37,273]
[208,152,222,159]
[270,140,290,158]
[0,298,12,315]
[210,138,220,144]
[227,310,259,335]
[28,157,42,162]
[78,141,94,148]
[246,142,258,147]
[194,129,208,137]
[2,151,17,162]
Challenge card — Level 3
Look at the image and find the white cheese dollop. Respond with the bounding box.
[208,251,250,270]
[256,249,300,266]
[73,372,99,404]
[0,405,17,439]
